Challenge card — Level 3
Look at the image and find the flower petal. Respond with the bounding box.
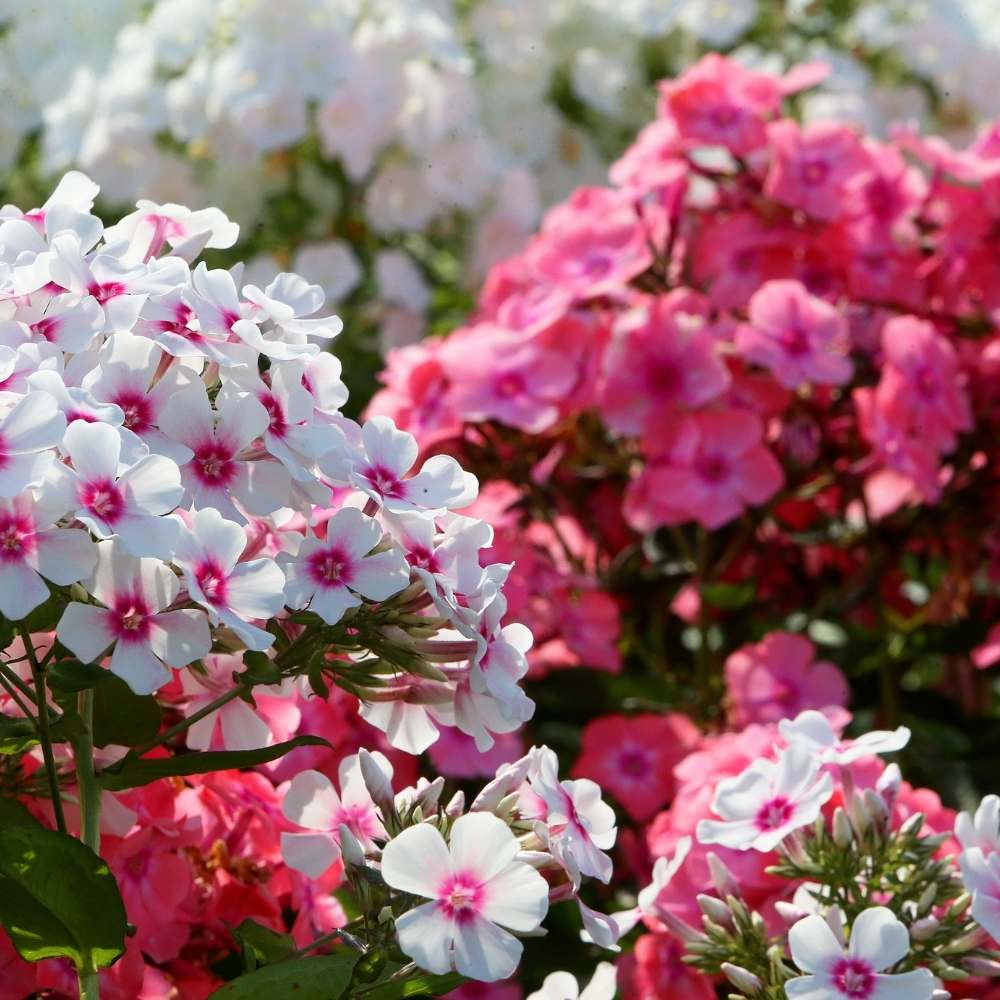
[848,907,909,971]
[381,822,452,899]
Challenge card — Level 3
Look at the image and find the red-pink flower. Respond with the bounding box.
[623,933,716,1000]
[573,713,700,822]
[765,121,870,220]
[737,280,852,389]
[725,631,849,727]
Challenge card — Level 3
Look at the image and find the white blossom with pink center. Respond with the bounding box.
[0,288,104,354]
[696,744,834,852]
[779,710,911,766]
[103,200,239,264]
[0,391,66,498]
[523,745,617,887]
[52,420,183,560]
[960,846,1000,944]
[159,383,290,523]
[0,488,96,620]
[173,507,286,652]
[380,812,549,981]
[956,794,1000,855]
[279,506,410,625]
[526,963,618,1000]
[319,415,477,514]
[280,753,390,877]
[56,538,211,694]
[786,907,936,1000]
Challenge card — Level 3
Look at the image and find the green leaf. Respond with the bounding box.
[360,968,464,999]
[0,825,127,971]
[209,953,358,1000]
[232,918,295,972]
[98,735,333,791]
[240,651,282,686]
[700,581,755,609]
[0,715,37,755]
[47,660,111,694]
[90,674,162,748]
[0,795,42,828]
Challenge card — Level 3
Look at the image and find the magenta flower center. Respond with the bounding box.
[831,957,875,998]
[30,316,61,342]
[111,592,152,643]
[495,372,525,398]
[80,477,126,524]
[406,545,439,572]
[437,872,484,923]
[114,390,153,432]
[619,746,652,778]
[780,326,811,356]
[307,546,353,587]
[196,560,229,605]
[0,511,35,563]
[801,160,830,187]
[260,393,287,437]
[754,795,794,831]
[696,452,731,484]
[364,465,403,498]
[89,281,128,303]
[193,440,236,485]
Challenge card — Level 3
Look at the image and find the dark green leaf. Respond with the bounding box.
[240,652,282,686]
[700,581,755,609]
[98,735,332,791]
[232,918,295,972]
[91,674,161,748]
[0,796,42,828]
[0,825,126,971]
[360,968,464,999]
[0,715,37,755]
[47,660,111,694]
[208,953,358,1000]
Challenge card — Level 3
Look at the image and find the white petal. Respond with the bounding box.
[325,506,383,561]
[579,963,618,1000]
[147,610,211,667]
[282,770,342,832]
[4,390,66,453]
[848,907,909,971]
[56,603,115,663]
[0,451,56,497]
[381,823,452,899]
[449,813,519,885]
[120,454,183,515]
[349,549,411,602]
[218,697,273,750]
[158,386,215,449]
[114,512,181,561]
[31,527,97,585]
[870,970,936,1000]
[783,978,827,1000]
[0,561,49,620]
[64,420,122,481]
[226,559,286,620]
[363,416,417,475]
[280,831,341,879]
[453,914,522,982]
[395,902,454,976]
[480,861,549,933]
[310,584,360,626]
[109,641,171,695]
[788,914,843,974]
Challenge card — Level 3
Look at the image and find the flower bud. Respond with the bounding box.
[338,824,366,867]
[910,916,939,941]
[697,894,733,927]
[444,790,465,818]
[845,789,870,835]
[876,763,902,811]
[899,812,925,838]
[964,957,1000,977]
[359,749,395,815]
[917,882,938,914]
[832,807,853,848]
[707,852,740,899]
[776,901,809,926]
[863,788,889,829]
[825,906,846,947]
[720,963,762,995]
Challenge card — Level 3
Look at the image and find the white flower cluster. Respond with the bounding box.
[5,0,993,358]
[278,744,619,982]
[0,171,534,754]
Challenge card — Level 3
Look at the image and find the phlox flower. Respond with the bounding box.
[599,293,730,436]
[57,539,211,694]
[696,744,834,852]
[380,812,548,982]
[280,753,390,877]
[0,288,104,354]
[956,794,1000,854]
[159,383,290,523]
[724,632,849,728]
[0,390,65,498]
[103,200,239,262]
[778,710,910,765]
[764,120,870,221]
[53,419,183,559]
[572,712,700,822]
[0,489,96,620]
[525,745,616,886]
[736,280,852,389]
[279,506,410,625]
[526,962,617,1000]
[320,415,477,514]
[786,907,936,999]
[959,847,1000,943]
[627,932,717,999]
[173,507,286,651]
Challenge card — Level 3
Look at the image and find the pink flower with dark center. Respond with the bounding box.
[786,907,935,1000]
[696,744,833,852]
[57,538,211,694]
[737,280,853,389]
[380,812,548,981]
[280,506,410,625]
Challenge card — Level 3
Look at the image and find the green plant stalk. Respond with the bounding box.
[74,688,101,1000]
[19,626,67,833]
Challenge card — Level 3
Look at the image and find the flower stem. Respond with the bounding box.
[73,689,101,1000]
[131,685,243,757]
[19,626,67,834]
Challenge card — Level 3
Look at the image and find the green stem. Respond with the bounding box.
[130,685,243,758]
[73,689,101,1000]
[19,626,67,834]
